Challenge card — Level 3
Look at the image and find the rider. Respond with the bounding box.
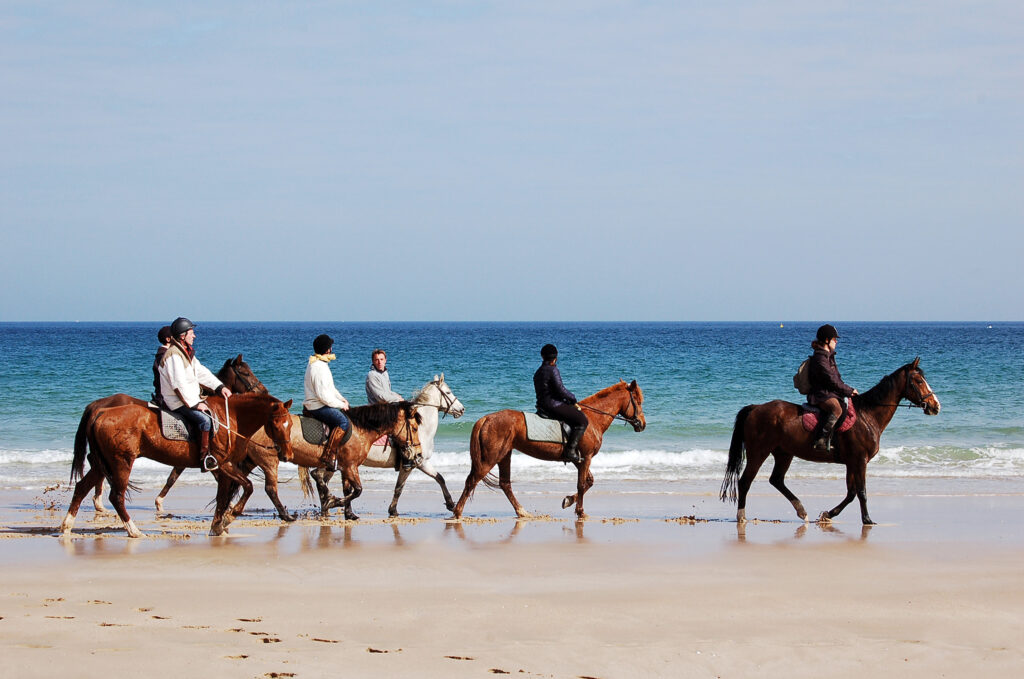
[365,348,403,404]
[807,324,858,452]
[534,344,588,464]
[303,334,351,467]
[365,348,421,470]
[151,325,172,408]
[158,317,233,472]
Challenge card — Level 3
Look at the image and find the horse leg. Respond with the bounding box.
[222,463,255,526]
[105,466,142,538]
[736,446,769,524]
[496,454,530,518]
[310,467,341,516]
[561,465,595,517]
[768,452,807,521]
[851,459,874,525]
[820,465,858,523]
[337,465,362,521]
[154,466,185,512]
[260,458,296,522]
[210,474,234,536]
[388,467,413,517]
[341,477,359,520]
[91,477,108,513]
[61,466,104,534]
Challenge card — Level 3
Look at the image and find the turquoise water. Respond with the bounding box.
[1,322,1021,490]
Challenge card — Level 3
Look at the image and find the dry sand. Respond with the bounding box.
[2,481,1023,678]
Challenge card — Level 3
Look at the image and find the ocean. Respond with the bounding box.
[1,322,1021,496]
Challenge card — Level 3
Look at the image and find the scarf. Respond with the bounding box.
[309,353,337,364]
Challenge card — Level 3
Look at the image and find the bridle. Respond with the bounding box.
[414,380,460,419]
[229,362,266,394]
[875,368,934,409]
[579,387,644,430]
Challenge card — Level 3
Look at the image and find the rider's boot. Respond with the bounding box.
[561,425,586,464]
[399,437,422,471]
[812,413,840,452]
[200,430,219,472]
[322,427,342,472]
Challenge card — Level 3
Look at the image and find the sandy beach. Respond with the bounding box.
[2,477,1022,678]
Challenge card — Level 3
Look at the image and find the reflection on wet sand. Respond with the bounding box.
[735,520,874,543]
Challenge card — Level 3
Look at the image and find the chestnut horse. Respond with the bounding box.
[300,375,465,519]
[720,358,940,525]
[78,355,268,513]
[61,393,294,537]
[453,380,646,519]
[222,401,424,521]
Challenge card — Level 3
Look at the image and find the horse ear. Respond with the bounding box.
[630,380,637,389]
[283,399,293,409]
[912,357,920,370]
[433,374,439,382]
[235,354,243,364]
[440,372,445,381]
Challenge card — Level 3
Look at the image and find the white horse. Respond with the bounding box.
[301,374,465,518]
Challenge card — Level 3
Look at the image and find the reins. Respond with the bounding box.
[578,389,642,428]
[210,399,281,454]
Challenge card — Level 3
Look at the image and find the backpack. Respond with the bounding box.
[793,358,812,395]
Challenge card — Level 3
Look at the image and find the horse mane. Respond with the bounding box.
[856,362,922,408]
[580,381,628,403]
[345,401,414,431]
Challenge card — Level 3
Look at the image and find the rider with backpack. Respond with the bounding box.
[806,324,858,452]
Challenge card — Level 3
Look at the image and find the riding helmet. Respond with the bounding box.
[816,324,840,342]
[313,334,334,355]
[170,317,195,338]
[541,344,558,361]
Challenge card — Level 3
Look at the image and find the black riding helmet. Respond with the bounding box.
[170,317,195,338]
[314,334,334,355]
[541,343,558,361]
[816,324,840,343]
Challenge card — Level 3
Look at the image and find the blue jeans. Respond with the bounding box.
[174,405,213,433]
[303,406,349,434]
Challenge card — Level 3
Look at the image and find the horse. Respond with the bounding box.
[452,380,646,520]
[222,400,425,521]
[299,374,466,518]
[77,355,268,514]
[60,393,294,537]
[719,358,940,525]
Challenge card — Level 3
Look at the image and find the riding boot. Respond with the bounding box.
[561,426,585,464]
[199,430,219,472]
[812,413,840,452]
[321,428,341,472]
[398,436,422,471]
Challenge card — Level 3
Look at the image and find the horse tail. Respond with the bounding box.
[720,405,755,503]
[71,404,95,483]
[466,417,493,497]
[297,467,314,500]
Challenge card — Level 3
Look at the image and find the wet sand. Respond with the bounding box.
[2,478,1024,677]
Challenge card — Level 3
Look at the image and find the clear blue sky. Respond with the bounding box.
[1,2,1021,321]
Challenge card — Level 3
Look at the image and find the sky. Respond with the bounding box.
[1,1,1021,322]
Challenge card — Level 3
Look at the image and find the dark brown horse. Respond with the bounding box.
[223,401,424,521]
[61,393,294,537]
[720,358,940,525]
[77,355,269,514]
[453,380,646,519]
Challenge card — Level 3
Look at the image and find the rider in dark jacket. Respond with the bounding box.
[534,344,588,464]
[807,324,858,451]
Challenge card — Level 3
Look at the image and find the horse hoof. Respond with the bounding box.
[154,498,164,512]
[388,509,399,517]
[817,511,833,524]
[125,519,143,538]
[445,501,456,512]
[282,513,297,523]
[561,496,574,509]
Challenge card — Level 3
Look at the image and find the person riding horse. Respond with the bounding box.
[303,334,351,468]
[534,344,588,464]
[158,317,233,472]
[807,324,858,452]
[151,325,172,408]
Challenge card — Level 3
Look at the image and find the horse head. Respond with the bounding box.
[265,398,294,461]
[904,357,940,415]
[398,403,423,457]
[423,373,465,418]
[622,380,646,432]
[221,354,269,395]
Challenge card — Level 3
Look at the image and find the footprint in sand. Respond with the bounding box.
[443,655,473,660]
[261,638,282,644]
[225,655,249,660]
[98,622,130,627]
[87,600,112,605]
[45,616,75,620]
[237,617,262,622]
[151,615,170,620]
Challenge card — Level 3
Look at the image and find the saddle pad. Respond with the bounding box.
[147,403,191,442]
[523,412,568,443]
[300,416,329,445]
[802,400,857,433]
[372,434,389,447]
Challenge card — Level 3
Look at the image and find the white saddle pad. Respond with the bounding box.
[523,412,568,443]
[147,403,218,442]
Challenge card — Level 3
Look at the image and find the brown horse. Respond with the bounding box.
[77,355,268,513]
[720,358,940,525]
[61,393,294,537]
[223,401,424,521]
[453,380,646,520]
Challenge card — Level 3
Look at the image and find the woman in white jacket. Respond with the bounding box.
[303,334,350,458]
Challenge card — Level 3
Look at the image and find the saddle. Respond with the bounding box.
[147,402,219,442]
[799,400,857,433]
[298,416,354,447]
[523,411,570,444]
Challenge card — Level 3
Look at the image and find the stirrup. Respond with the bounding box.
[202,454,219,472]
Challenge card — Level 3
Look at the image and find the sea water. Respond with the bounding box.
[0,322,1021,496]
